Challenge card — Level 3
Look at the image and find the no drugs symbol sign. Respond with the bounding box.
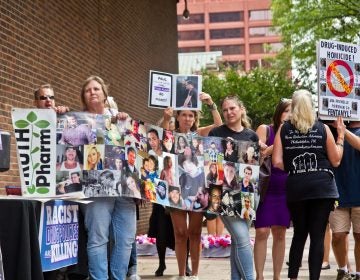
[326,60,354,97]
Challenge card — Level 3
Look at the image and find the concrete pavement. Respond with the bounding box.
[137,226,356,280]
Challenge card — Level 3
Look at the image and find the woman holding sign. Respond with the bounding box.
[208,95,258,280]
[80,76,136,280]
[162,92,222,279]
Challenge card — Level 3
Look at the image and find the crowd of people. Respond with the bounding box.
[30,79,360,280]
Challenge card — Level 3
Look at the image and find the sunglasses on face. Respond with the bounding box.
[39,95,55,101]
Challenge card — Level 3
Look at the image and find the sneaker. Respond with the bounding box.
[188,276,199,280]
[353,275,360,280]
[336,269,352,280]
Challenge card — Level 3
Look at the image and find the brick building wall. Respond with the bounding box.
[0,0,179,233]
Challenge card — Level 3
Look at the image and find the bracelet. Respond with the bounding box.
[336,142,344,147]
[207,103,217,111]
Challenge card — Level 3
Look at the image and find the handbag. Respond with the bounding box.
[258,125,271,202]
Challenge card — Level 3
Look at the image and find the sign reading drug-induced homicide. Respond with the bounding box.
[11,109,57,196]
[317,39,360,120]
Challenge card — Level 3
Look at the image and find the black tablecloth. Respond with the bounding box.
[0,199,88,280]
[0,199,44,280]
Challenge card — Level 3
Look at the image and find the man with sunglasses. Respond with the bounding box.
[33,84,69,113]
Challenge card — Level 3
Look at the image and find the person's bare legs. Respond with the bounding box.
[322,224,331,267]
[188,212,203,276]
[332,232,348,268]
[206,219,216,235]
[170,210,188,276]
[254,227,270,280]
[216,216,224,236]
[206,216,224,236]
[271,226,287,280]
[354,232,360,273]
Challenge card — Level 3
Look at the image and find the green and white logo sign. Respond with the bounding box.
[12,109,56,196]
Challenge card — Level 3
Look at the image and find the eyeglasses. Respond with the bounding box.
[39,95,55,101]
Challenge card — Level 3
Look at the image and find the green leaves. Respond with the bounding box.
[15,112,50,129]
[27,185,36,194]
[27,111,37,123]
[271,0,360,87]
[201,67,296,128]
[35,120,50,129]
[15,120,30,128]
[36,187,49,194]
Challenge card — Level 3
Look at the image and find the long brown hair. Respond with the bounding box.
[272,98,292,133]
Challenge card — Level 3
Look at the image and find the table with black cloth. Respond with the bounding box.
[0,199,88,280]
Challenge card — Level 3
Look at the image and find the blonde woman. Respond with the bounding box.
[85,145,103,170]
[273,89,345,280]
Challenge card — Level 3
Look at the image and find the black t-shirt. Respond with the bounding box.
[209,125,259,142]
[280,120,338,202]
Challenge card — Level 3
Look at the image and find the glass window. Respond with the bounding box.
[178,30,205,41]
[249,43,264,54]
[210,28,244,39]
[209,11,243,23]
[177,13,205,24]
[267,42,283,53]
[249,27,278,37]
[250,60,260,69]
[178,47,206,53]
[225,61,245,69]
[210,45,244,55]
[249,10,272,21]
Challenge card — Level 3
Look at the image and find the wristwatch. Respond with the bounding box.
[207,102,217,111]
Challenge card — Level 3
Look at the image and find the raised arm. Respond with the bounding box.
[272,124,284,170]
[197,92,223,136]
[326,116,345,167]
[160,107,173,130]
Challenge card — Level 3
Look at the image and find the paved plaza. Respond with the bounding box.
[137,226,356,280]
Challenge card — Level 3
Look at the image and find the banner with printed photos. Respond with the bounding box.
[12,110,260,221]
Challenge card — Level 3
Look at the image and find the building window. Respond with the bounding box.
[210,28,244,39]
[266,42,283,53]
[178,30,205,41]
[177,13,205,24]
[249,43,264,54]
[210,45,244,55]
[209,11,243,23]
[249,10,272,21]
[250,59,271,69]
[250,60,260,69]
[178,47,206,53]
[249,27,277,37]
[225,61,245,69]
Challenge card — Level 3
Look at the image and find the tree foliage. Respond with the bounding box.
[271,0,360,85]
[200,67,296,129]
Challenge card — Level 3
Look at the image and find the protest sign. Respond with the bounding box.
[317,39,360,120]
[12,110,260,221]
[39,200,79,271]
[149,70,202,110]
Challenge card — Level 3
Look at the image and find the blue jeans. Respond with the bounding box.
[127,240,138,276]
[221,216,254,280]
[84,197,136,280]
